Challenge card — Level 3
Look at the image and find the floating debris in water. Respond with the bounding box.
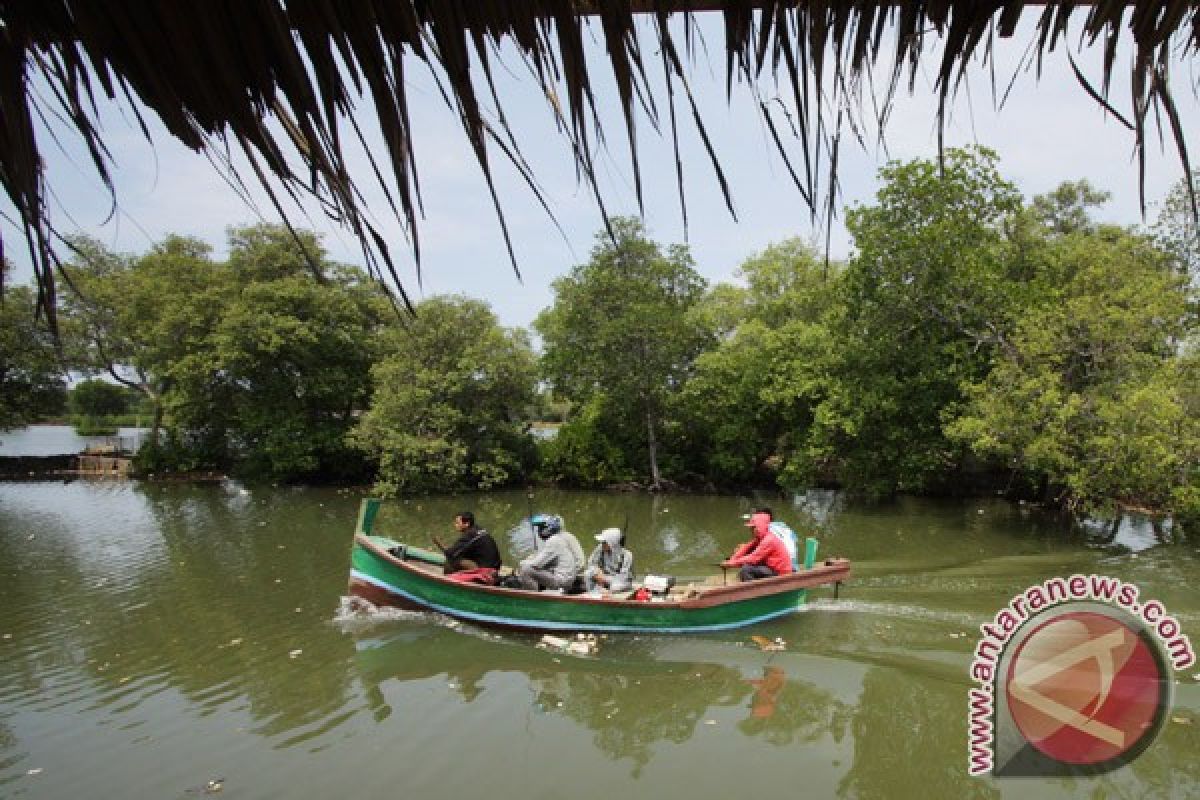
[186,778,225,795]
[538,633,600,655]
[750,635,786,652]
[288,649,303,659]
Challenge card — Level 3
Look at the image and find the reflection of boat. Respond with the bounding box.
[347,499,851,633]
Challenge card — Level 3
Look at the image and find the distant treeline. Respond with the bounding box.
[2,148,1196,523]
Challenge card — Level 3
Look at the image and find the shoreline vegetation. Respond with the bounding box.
[3,150,1196,530]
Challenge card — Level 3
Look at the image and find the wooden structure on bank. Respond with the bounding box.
[76,452,133,477]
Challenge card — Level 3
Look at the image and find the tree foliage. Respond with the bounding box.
[68,379,132,417]
[1152,170,1200,283]
[351,295,538,494]
[677,239,840,486]
[536,217,709,487]
[61,225,385,482]
[946,227,1196,514]
[798,148,1024,496]
[62,234,224,455]
[0,278,65,429]
[1029,179,1111,236]
[26,152,1198,523]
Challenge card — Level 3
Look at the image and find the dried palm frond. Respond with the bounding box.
[1,1,1196,329]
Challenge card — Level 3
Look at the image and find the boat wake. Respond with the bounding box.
[801,597,983,628]
[331,595,438,629]
[331,595,509,641]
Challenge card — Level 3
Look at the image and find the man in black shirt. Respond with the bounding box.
[435,511,502,574]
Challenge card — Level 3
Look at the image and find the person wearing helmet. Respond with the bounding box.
[585,527,634,593]
[722,511,794,581]
[517,514,586,591]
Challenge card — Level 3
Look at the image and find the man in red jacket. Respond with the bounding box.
[723,511,794,581]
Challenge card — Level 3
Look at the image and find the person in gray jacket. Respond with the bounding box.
[517,514,585,591]
[585,527,634,593]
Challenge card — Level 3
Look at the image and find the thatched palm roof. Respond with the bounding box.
[2,1,1197,327]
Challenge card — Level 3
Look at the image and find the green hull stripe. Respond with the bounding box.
[350,569,804,632]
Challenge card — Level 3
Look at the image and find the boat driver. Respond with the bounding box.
[722,511,794,581]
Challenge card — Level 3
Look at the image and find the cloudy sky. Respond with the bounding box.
[4,14,1197,328]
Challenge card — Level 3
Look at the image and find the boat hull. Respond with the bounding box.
[349,533,849,633]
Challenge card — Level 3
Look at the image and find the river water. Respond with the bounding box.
[0,477,1197,799]
[0,425,148,457]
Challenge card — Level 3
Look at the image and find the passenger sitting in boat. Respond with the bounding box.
[517,514,585,591]
[722,511,794,581]
[434,512,502,574]
[585,527,634,593]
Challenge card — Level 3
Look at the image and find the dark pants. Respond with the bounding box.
[444,557,478,575]
[739,564,777,581]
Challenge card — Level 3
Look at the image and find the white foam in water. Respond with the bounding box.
[330,596,509,641]
[331,595,434,630]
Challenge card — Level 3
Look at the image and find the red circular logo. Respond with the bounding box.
[1005,610,1165,766]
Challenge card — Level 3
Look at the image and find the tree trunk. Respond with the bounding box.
[148,395,163,456]
[645,402,661,490]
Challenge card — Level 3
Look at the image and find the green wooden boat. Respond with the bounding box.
[347,499,850,633]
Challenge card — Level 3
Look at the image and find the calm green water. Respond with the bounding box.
[0,481,1197,799]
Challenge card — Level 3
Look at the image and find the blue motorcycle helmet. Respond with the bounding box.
[530,513,563,538]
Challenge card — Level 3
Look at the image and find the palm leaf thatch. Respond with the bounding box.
[1,1,1197,329]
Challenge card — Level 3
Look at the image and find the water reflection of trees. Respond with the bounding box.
[356,627,855,777]
[533,661,748,777]
[836,668,999,800]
